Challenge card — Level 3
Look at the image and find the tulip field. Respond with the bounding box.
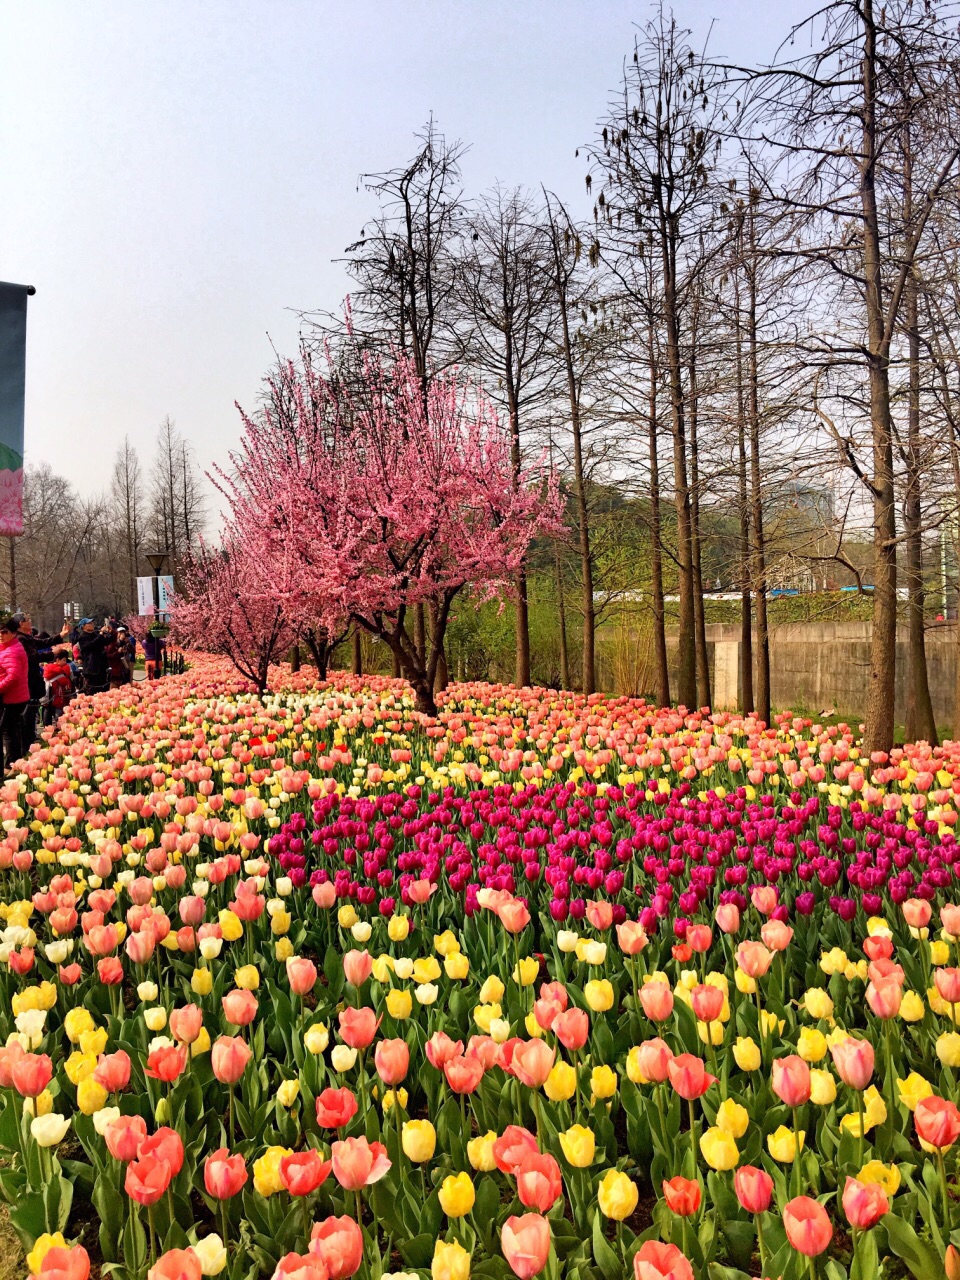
[8,659,960,1280]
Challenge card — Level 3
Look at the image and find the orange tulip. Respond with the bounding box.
[639,981,674,1023]
[501,1213,551,1280]
[512,1040,556,1089]
[373,1038,409,1086]
[772,1055,811,1108]
[783,1196,833,1257]
[338,1007,378,1049]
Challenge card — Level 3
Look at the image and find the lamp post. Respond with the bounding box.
[145,550,170,635]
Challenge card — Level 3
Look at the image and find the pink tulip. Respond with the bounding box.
[501,1213,551,1280]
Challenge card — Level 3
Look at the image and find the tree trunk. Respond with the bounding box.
[303,633,329,680]
[555,543,570,691]
[661,235,696,708]
[429,598,449,694]
[558,290,595,695]
[289,645,301,673]
[901,127,937,744]
[733,269,754,714]
[688,295,711,709]
[352,628,363,676]
[861,0,898,755]
[506,374,531,688]
[647,322,670,707]
[746,200,770,724]
[414,604,427,666]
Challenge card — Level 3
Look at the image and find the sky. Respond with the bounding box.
[0,0,813,503]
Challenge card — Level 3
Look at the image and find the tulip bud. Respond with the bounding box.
[946,1244,960,1280]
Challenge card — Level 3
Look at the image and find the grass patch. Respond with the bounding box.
[0,1205,23,1280]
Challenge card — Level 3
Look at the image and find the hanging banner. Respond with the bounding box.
[137,576,155,615]
[0,282,33,537]
[157,575,175,615]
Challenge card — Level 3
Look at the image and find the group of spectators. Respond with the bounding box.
[0,615,166,772]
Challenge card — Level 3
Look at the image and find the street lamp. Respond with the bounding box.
[145,551,169,575]
[144,550,171,636]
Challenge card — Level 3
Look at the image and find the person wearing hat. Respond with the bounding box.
[0,617,29,771]
[77,617,109,695]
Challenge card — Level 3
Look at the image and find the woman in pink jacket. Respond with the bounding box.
[0,617,29,772]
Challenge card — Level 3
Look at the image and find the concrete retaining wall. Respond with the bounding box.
[598,621,958,727]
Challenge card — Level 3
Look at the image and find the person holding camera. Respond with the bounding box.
[77,618,109,694]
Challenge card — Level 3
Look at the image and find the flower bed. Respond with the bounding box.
[3,660,960,1280]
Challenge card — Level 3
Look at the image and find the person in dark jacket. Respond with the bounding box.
[0,618,29,770]
[143,631,166,680]
[14,615,46,751]
[77,618,109,694]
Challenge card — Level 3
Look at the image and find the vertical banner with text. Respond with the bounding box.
[0,282,32,536]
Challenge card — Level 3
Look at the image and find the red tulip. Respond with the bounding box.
[915,1095,960,1148]
[342,950,373,987]
[169,1004,204,1045]
[105,1114,148,1162]
[315,1087,358,1130]
[842,1176,889,1229]
[863,935,894,962]
[309,1215,364,1280]
[280,1149,332,1196]
[772,1056,811,1108]
[733,1165,773,1214]
[690,985,724,1024]
[444,1055,485,1094]
[144,1044,187,1084]
[551,1008,589,1051]
[125,1154,173,1206]
[516,1151,563,1211]
[93,1050,131,1093]
[330,1137,391,1189]
[501,1213,551,1279]
[511,1040,556,1090]
[493,1126,540,1175]
[735,940,772,979]
[632,1241,694,1280]
[37,1246,91,1280]
[638,981,674,1022]
[667,1054,716,1100]
[686,924,712,953]
[374,1038,409,1086]
[272,1253,329,1280]
[616,920,649,954]
[635,1038,674,1084]
[337,1007,378,1050]
[783,1196,833,1257]
[139,1128,184,1177]
[286,956,318,995]
[211,1035,252,1084]
[204,1147,248,1199]
[662,1176,701,1217]
[147,1249,202,1280]
[222,989,258,1027]
[11,1052,53,1098]
[425,1031,464,1069]
[829,1038,874,1091]
[499,899,531,934]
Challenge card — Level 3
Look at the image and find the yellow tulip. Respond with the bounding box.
[558,1124,595,1167]
[544,1062,577,1102]
[191,967,213,996]
[432,1239,470,1280]
[402,1119,437,1162]
[27,1233,67,1275]
[275,937,294,962]
[700,1126,739,1171]
[76,1078,108,1116]
[512,957,539,987]
[797,1027,827,1063]
[253,1145,292,1196]
[591,1065,618,1099]
[479,976,505,1004]
[386,988,413,1020]
[809,1069,837,1105]
[388,914,411,942]
[899,991,925,1022]
[585,979,614,1012]
[218,910,243,942]
[434,930,460,956]
[597,1169,638,1220]
[938,1032,960,1068]
[857,1160,901,1195]
[304,1023,329,1055]
[715,1098,749,1139]
[438,1172,475,1217]
[414,957,442,984]
[276,1079,300,1108]
[767,1125,804,1162]
[897,1073,933,1112]
[467,1131,497,1172]
[732,1037,761,1072]
[444,952,469,980]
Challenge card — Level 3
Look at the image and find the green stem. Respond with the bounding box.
[939,1146,952,1237]
[220,1199,229,1252]
[688,1098,697,1177]
[148,1203,156,1264]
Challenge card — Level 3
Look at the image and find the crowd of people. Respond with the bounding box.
[0,615,167,772]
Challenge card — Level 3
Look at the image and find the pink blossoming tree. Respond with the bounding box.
[219,342,560,713]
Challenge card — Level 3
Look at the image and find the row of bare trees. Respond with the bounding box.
[3,419,205,631]
[298,0,960,751]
